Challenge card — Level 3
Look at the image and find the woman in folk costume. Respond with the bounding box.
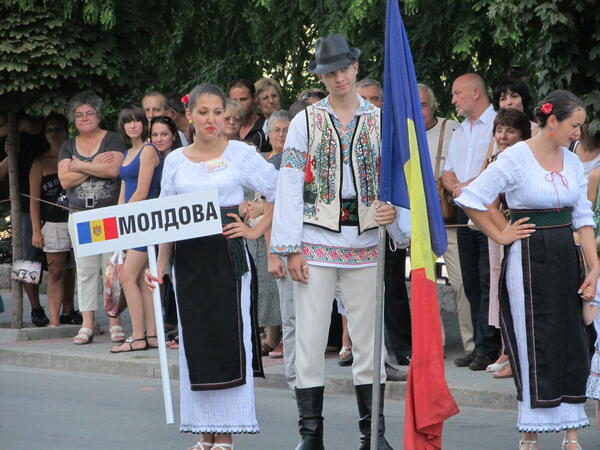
[456,90,598,450]
[146,83,278,450]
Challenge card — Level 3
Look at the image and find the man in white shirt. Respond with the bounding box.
[441,73,500,371]
[418,83,474,358]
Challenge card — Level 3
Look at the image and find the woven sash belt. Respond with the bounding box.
[509,207,572,228]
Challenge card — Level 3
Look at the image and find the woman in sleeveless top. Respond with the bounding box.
[110,106,163,353]
[29,113,73,327]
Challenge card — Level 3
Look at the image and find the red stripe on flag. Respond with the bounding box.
[404,268,459,450]
[103,217,118,240]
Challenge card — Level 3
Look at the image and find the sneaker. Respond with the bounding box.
[60,310,83,325]
[31,307,49,327]
[469,355,495,371]
[454,353,474,367]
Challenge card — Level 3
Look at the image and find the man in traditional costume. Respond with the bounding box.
[271,34,409,450]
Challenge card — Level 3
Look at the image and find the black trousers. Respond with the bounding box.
[384,244,411,361]
[456,209,500,358]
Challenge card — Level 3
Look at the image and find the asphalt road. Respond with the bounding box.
[1,365,599,449]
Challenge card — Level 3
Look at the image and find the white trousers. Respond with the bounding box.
[75,253,111,312]
[294,264,386,388]
[444,228,475,354]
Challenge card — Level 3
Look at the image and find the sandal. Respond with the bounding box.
[167,335,179,349]
[338,346,353,367]
[518,440,537,449]
[487,354,509,372]
[561,440,582,450]
[269,342,284,359]
[109,325,126,343]
[73,327,94,345]
[212,445,233,449]
[261,340,274,356]
[493,363,513,379]
[110,337,148,353]
[146,334,158,349]
[187,442,212,450]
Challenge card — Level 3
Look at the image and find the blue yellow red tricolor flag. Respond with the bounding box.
[76,217,119,245]
[379,1,459,448]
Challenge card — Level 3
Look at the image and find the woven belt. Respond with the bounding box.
[509,207,572,228]
[340,199,358,226]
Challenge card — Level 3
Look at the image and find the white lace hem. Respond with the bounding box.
[517,419,589,433]
[180,424,260,434]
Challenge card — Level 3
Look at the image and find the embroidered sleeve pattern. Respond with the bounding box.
[271,244,303,255]
[281,147,308,170]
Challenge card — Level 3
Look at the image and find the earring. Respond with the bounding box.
[548,131,555,138]
[188,119,192,124]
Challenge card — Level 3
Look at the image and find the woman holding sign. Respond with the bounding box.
[110,106,163,353]
[146,83,278,450]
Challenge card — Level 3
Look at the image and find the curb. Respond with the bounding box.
[2,345,596,415]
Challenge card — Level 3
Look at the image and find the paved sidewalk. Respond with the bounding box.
[0,290,595,415]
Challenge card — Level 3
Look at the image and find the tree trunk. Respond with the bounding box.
[6,111,23,328]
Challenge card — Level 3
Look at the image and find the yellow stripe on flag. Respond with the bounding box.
[403,118,437,280]
[90,219,106,242]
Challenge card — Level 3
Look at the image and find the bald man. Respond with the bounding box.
[441,73,500,371]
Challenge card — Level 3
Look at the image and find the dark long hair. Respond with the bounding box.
[150,115,182,149]
[492,79,533,119]
[117,105,149,146]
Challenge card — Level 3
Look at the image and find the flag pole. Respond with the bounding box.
[370,223,387,449]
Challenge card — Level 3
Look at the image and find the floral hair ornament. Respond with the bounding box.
[181,94,189,106]
[540,102,553,115]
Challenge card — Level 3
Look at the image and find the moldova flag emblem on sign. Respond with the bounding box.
[76,217,119,244]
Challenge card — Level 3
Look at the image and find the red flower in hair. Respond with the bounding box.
[181,94,189,106]
[541,103,553,114]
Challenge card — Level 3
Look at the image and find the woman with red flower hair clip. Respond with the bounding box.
[456,90,597,449]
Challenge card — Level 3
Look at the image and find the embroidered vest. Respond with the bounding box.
[303,104,380,234]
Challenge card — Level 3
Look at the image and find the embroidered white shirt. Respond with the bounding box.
[270,95,409,268]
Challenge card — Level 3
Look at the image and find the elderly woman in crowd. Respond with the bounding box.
[246,110,291,358]
[223,99,245,141]
[58,91,127,345]
[255,78,282,124]
[482,108,531,379]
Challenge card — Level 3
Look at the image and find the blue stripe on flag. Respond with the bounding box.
[77,221,92,245]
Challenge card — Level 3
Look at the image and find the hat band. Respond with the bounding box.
[316,52,356,66]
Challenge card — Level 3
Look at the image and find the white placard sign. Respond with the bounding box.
[68,189,222,258]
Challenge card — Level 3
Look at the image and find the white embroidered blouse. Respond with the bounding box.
[160,141,278,207]
[455,141,594,230]
[270,96,410,268]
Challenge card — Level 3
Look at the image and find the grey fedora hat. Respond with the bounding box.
[308,34,361,75]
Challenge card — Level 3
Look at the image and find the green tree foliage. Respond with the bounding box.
[2,0,600,126]
[0,0,162,115]
[477,0,600,131]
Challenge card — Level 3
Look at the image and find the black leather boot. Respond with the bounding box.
[294,386,325,450]
[355,384,394,450]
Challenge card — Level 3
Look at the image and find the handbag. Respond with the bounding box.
[11,259,42,284]
[103,250,127,318]
[434,119,457,224]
